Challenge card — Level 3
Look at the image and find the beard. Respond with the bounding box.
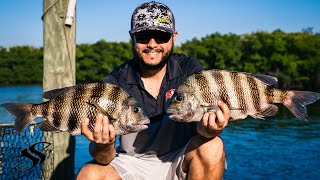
[133,43,174,71]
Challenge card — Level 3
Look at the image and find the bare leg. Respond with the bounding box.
[183,135,226,180]
[76,161,121,180]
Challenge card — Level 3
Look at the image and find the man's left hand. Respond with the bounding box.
[197,101,230,138]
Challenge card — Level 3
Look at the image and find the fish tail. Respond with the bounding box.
[282,91,320,121]
[0,103,36,133]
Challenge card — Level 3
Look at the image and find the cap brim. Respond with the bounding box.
[130,26,174,34]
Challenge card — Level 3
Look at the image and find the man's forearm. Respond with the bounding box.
[89,142,116,164]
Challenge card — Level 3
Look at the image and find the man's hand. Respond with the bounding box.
[197,101,230,138]
[81,114,116,145]
[81,114,116,164]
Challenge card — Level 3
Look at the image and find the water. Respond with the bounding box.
[1,85,319,179]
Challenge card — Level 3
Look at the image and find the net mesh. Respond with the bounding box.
[0,123,54,180]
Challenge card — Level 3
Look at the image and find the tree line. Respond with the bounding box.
[0,30,319,90]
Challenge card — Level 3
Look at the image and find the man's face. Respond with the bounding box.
[132,30,178,70]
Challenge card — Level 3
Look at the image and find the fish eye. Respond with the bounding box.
[133,107,139,113]
[175,95,183,102]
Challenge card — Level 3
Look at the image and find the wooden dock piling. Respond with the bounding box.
[42,0,76,179]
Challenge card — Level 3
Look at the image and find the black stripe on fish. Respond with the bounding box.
[109,85,121,112]
[195,72,213,104]
[68,111,78,133]
[51,94,66,128]
[52,111,62,127]
[246,76,261,112]
[75,84,87,97]
[230,72,247,114]
[68,84,87,133]
[214,72,231,107]
[41,102,49,117]
[91,83,104,98]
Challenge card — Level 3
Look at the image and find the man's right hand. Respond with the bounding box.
[81,114,116,164]
[81,114,116,145]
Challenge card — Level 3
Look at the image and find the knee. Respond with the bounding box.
[76,162,120,180]
[76,163,100,180]
[192,136,225,165]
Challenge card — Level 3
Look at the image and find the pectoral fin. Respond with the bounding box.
[201,105,220,113]
[39,120,62,132]
[84,100,113,121]
[201,104,243,113]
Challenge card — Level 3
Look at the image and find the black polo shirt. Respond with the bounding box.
[103,53,203,156]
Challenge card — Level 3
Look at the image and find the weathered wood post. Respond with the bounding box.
[42,0,76,179]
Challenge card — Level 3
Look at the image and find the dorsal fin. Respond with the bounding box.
[42,87,71,99]
[245,72,278,86]
[216,69,278,86]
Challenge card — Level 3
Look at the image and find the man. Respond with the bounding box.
[77,1,230,180]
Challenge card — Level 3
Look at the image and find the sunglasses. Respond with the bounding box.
[133,31,173,44]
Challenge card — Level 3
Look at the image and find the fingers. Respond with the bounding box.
[81,114,116,145]
[201,101,230,131]
[218,101,230,120]
[217,101,230,128]
[101,115,115,144]
[81,118,94,140]
[93,114,104,141]
[108,124,116,143]
[202,112,219,130]
[101,116,109,141]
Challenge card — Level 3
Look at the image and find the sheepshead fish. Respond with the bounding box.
[167,69,320,123]
[1,83,150,135]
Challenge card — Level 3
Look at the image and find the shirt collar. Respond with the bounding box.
[166,54,183,80]
[126,60,141,85]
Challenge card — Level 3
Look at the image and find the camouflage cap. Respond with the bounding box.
[130,1,175,34]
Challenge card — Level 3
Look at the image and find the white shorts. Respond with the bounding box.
[110,143,189,180]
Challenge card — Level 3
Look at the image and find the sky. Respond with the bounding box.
[0,0,319,47]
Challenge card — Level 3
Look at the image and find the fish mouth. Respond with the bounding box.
[166,109,182,121]
[126,118,150,132]
[167,108,197,122]
[166,108,176,115]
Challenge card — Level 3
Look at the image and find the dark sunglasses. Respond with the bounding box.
[133,31,173,44]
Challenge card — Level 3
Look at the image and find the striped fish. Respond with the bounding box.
[1,83,150,135]
[167,69,320,124]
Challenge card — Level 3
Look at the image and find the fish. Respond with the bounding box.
[1,83,150,135]
[166,69,320,124]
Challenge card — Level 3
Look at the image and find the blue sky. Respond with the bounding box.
[1,0,319,47]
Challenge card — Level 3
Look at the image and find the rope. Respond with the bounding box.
[41,0,61,20]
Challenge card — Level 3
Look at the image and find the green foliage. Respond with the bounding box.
[0,46,43,85]
[76,40,132,83]
[181,30,320,90]
[1,30,319,90]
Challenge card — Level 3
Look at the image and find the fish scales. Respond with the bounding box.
[221,71,241,113]
[52,87,75,132]
[1,83,150,135]
[69,84,89,133]
[229,71,247,115]
[194,72,214,104]
[167,69,320,124]
[213,71,230,107]
[247,75,262,111]
[85,83,110,132]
